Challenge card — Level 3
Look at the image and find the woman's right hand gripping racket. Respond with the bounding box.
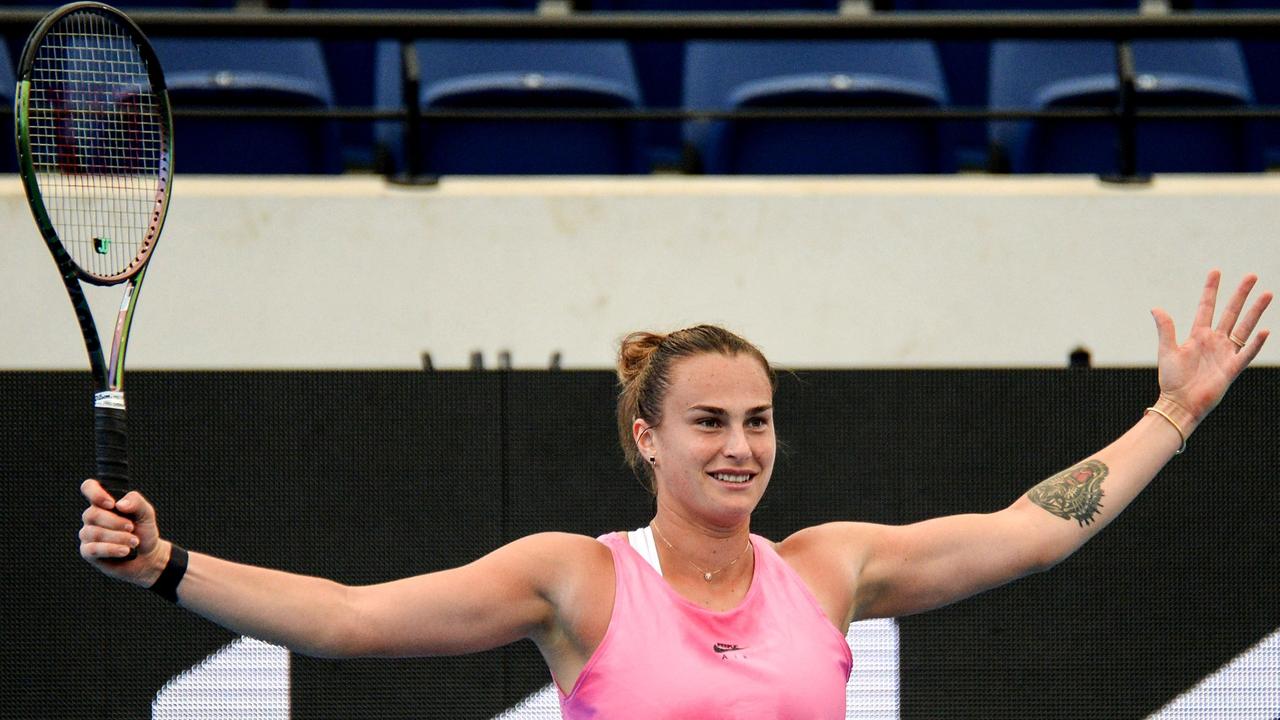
[15,2,174,559]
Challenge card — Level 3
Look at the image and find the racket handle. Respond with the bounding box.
[94,392,136,561]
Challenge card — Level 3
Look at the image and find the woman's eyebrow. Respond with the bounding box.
[687,404,726,415]
[687,404,773,415]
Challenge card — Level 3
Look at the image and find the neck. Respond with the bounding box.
[650,507,753,584]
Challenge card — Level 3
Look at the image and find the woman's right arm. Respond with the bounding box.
[79,479,579,659]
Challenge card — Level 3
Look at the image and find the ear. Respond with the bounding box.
[633,417,656,458]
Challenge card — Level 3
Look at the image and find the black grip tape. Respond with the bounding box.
[95,405,130,496]
[94,404,136,561]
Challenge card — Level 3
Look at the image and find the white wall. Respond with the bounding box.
[3,174,1277,370]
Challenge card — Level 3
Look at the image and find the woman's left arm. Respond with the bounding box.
[838,270,1271,622]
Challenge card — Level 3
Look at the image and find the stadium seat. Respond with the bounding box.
[584,2,841,170]
[289,0,533,6]
[684,40,954,174]
[374,39,645,175]
[153,38,342,173]
[1186,0,1280,5]
[892,0,1135,6]
[989,39,1261,173]
[1185,1,1280,167]
[587,0,837,6]
[119,1,236,5]
[0,37,13,173]
[892,1,1141,170]
[286,2,538,169]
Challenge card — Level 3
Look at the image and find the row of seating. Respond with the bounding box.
[372,38,1269,175]
[3,1,1276,8]
[2,3,1279,174]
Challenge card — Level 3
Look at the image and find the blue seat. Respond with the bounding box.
[684,40,954,174]
[588,0,837,6]
[289,0,534,5]
[374,39,645,175]
[0,37,13,173]
[287,2,538,169]
[893,2,1141,169]
[893,0,1136,6]
[1188,0,1280,5]
[1187,1,1280,167]
[153,38,342,173]
[990,40,1261,173]
[586,1,840,169]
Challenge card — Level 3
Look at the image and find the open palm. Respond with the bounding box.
[1152,271,1272,422]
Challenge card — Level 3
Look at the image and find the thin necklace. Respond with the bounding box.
[650,521,752,583]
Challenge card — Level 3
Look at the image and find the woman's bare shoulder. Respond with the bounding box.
[776,522,876,562]
[516,531,616,557]
[510,531,616,590]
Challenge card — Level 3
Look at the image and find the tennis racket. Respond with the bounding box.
[15,2,174,543]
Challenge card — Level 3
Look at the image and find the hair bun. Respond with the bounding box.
[617,331,665,384]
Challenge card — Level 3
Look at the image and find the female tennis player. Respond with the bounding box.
[80,269,1270,718]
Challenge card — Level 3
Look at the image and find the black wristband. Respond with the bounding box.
[149,543,188,603]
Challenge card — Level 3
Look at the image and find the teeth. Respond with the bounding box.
[713,472,752,484]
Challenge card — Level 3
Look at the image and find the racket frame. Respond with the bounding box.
[15,1,174,396]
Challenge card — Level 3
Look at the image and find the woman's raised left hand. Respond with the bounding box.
[1151,270,1272,425]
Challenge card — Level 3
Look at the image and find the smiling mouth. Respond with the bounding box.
[709,472,755,484]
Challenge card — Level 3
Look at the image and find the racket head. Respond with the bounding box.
[15,2,174,287]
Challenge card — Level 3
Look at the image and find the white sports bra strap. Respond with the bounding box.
[627,526,663,576]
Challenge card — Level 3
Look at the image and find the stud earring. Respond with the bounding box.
[649,456,656,466]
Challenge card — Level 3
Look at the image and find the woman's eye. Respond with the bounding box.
[748,417,769,429]
[696,418,720,428]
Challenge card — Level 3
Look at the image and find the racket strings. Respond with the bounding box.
[27,10,168,280]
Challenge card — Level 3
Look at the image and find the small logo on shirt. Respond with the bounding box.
[713,642,750,661]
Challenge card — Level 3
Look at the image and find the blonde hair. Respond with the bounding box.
[615,325,776,493]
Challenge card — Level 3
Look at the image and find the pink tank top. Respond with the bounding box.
[558,532,852,719]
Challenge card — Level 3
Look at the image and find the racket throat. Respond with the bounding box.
[107,274,144,391]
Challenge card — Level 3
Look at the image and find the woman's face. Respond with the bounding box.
[637,352,776,527]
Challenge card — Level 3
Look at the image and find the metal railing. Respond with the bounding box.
[3,9,1280,40]
[3,8,1278,180]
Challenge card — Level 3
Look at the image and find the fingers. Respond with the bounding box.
[1236,328,1271,368]
[80,481,154,523]
[80,496,140,563]
[80,541,136,561]
[82,503,134,532]
[80,497,140,555]
[1152,307,1177,355]
[81,480,150,527]
[115,491,154,524]
[1192,269,1222,330]
[1214,273,1259,336]
[79,524,139,550]
[1229,290,1273,348]
[81,480,139,537]
[80,481,158,558]
[80,477,116,510]
[1189,270,1271,361]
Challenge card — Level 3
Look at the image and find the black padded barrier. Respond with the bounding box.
[2,368,1276,719]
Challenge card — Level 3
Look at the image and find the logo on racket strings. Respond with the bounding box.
[94,236,111,255]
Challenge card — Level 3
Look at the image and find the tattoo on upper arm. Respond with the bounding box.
[1027,460,1109,526]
